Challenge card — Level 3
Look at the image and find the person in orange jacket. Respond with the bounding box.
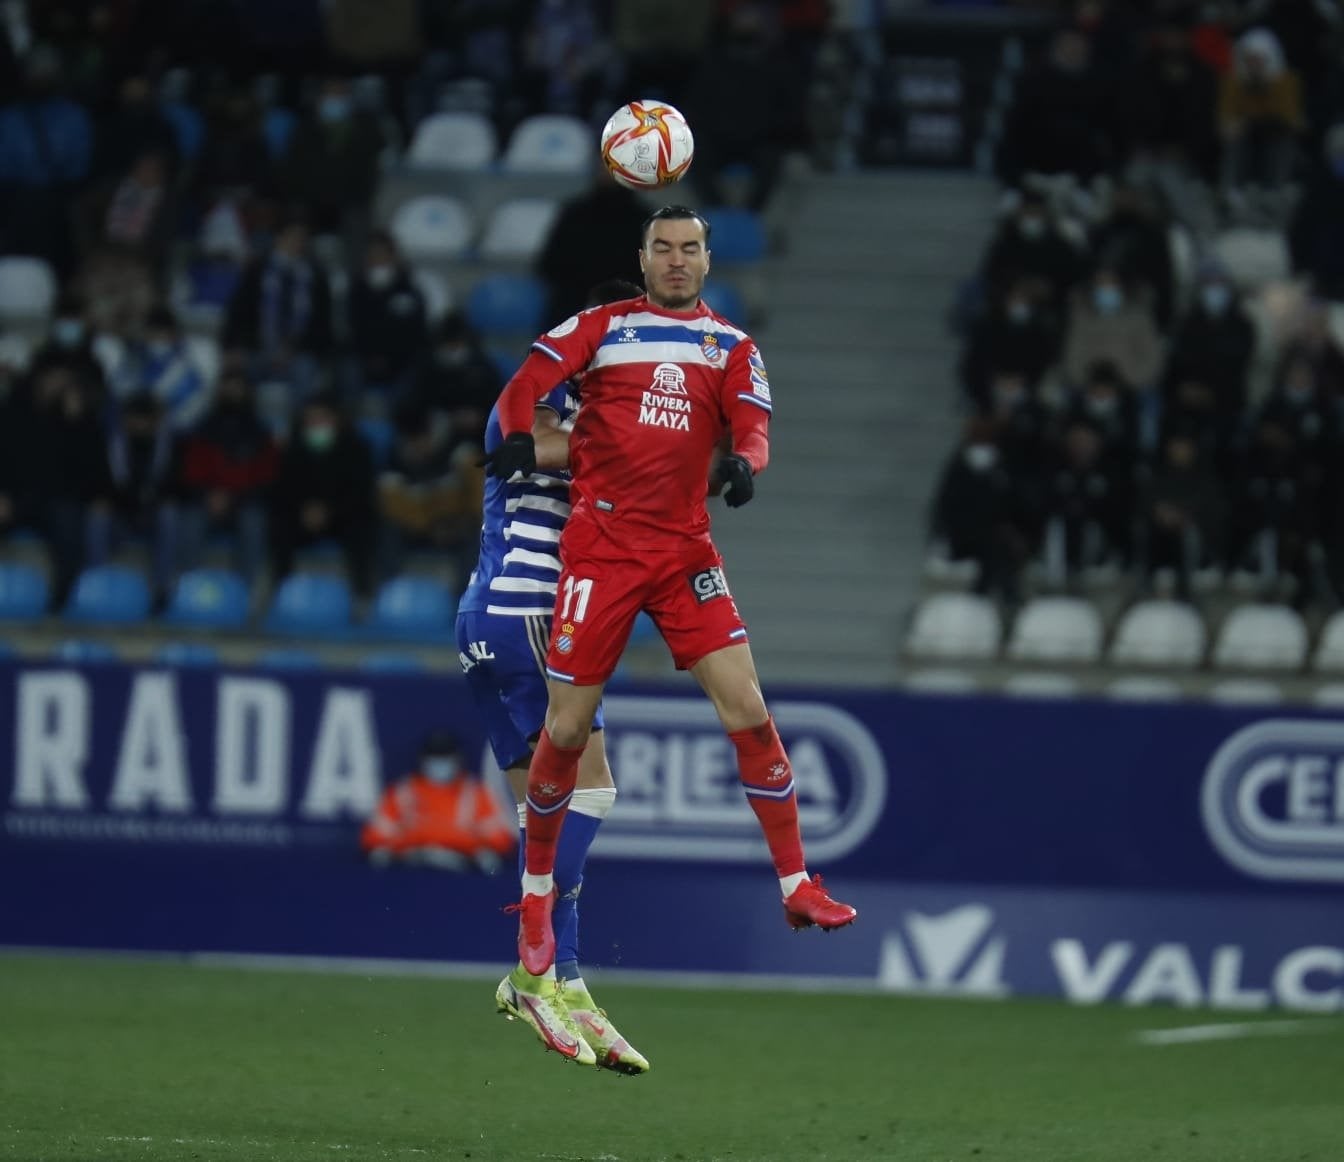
[361,732,516,872]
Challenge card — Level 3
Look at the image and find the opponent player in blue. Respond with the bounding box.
[456,279,649,1073]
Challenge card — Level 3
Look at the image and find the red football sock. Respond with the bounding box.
[524,728,585,877]
[729,716,806,878]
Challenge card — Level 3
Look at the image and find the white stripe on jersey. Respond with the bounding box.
[507,521,561,545]
[486,604,546,617]
[502,547,561,571]
[590,341,721,370]
[613,311,748,341]
[489,577,558,594]
[506,495,571,518]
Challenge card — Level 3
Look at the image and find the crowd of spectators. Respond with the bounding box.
[932,0,1344,613]
[0,0,830,614]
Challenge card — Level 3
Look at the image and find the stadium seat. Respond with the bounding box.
[466,274,547,336]
[1207,678,1284,705]
[905,592,1002,661]
[704,208,766,264]
[412,267,453,325]
[1105,675,1183,702]
[700,281,748,325]
[367,576,455,639]
[65,566,152,625]
[264,573,353,637]
[1212,227,1290,290]
[156,641,221,667]
[53,639,119,663]
[360,651,427,673]
[255,647,322,670]
[488,349,520,383]
[903,668,980,695]
[407,111,497,170]
[389,196,474,261]
[1109,600,1206,669]
[357,417,396,469]
[1005,597,1103,664]
[478,198,561,262]
[1310,611,1344,673]
[161,101,205,160]
[0,562,48,619]
[0,256,58,322]
[261,107,297,159]
[1211,603,1308,671]
[1001,672,1079,699]
[1311,682,1344,708]
[163,569,250,630]
[500,114,589,173]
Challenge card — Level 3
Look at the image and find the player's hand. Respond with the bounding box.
[481,432,537,479]
[717,453,755,508]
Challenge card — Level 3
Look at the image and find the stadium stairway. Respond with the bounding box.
[698,170,999,687]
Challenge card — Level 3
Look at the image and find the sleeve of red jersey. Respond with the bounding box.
[496,308,609,437]
[721,339,773,474]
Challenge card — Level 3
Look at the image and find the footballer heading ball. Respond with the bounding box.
[599,100,694,190]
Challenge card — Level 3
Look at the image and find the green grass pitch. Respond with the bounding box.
[1,953,1341,1162]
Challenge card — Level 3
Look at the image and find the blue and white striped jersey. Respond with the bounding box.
[457,382,577,618]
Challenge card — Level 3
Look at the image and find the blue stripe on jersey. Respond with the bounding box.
[458,382,576,617]
[598,325,744,352]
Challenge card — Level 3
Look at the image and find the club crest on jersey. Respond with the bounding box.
[555,634,574,654]
[650,362,688,395]
[547,315,579,338]
[700,333,724,365]
[748,350,771,401]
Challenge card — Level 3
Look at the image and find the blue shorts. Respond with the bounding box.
[455,608,604,771]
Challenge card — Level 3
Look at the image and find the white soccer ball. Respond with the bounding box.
[599,100,694,190]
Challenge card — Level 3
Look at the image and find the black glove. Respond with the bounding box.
[717,453,755,508]
[482,432,537,479]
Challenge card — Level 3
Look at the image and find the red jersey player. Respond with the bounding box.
[484,206,857,981]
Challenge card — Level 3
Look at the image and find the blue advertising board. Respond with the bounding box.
[1,661,1341,1010]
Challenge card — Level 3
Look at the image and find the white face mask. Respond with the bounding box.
[423,757,459,782]
[1007,300,1033,324]
[367,265,395,290]
[1200,284,1231,314]
[1087,394,1119,418]
[964,444,999,472]
[1018,216,1046,239]
[1093,285,1123,314]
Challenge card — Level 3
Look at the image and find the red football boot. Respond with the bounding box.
[782,875,858,931]
[507,889,557,974]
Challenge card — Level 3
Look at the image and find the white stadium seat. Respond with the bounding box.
[1207,678,1284,705]
[1310,611,1344,673]
[905,593,1001,662]
[412,268,453,325]
[185,334,220,388]
[1211,603,1308,671]
[407,112,497,171]
[0,256,57,321]
[902,668,981,696]
[1212,227,1290,290]
[501,114,590,173]
[1109,600,1206,669]
[1001,672,1079,699]
[1106,676,1183,703]
[478,198,561,262]
[1311,683,1344,708]
[1006,596,1103,664]
[390,196,474,261]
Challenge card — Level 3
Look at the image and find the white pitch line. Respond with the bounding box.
[1135,1019,1336,1046]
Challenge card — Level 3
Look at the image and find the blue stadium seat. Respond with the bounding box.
[700,282,748,325]
[0,561,48,619]
[264,573,353,637]
[488,348,520,383]
[360,651,427,673]
[466,274,547,336]
[357,416,397,469]
[367,576,456,640]
[163,569,250,630]
[261,107,297,159]
[161,101,205,160]
[53,639,119,663]
[65,566,151,625]
[156,641,221,667]
[255,647,322,670]
[705,208,766,264]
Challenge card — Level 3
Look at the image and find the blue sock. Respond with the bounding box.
[552,809,603,979]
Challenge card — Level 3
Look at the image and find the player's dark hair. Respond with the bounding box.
[641,205,711,247]
[585,279,643,308]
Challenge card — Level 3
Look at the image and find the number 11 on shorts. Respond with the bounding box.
[559,575,593,622]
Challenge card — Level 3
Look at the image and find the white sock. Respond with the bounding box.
[566,975,587,995]
[779,871,809,898]
[522,872,554,897]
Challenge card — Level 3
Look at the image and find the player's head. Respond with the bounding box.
[639,206,710,311]
[585,279,643,309]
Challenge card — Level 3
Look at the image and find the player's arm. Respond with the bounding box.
[711,341,773,507]
[533,405,571,471]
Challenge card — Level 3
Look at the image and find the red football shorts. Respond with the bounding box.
[543,534,748,686]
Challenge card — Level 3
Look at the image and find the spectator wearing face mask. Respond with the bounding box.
[1137,432,1225,599]
[1063,264,1165,393]
[981,189,1088,312]
[417,312,503,454]
[361,732,516,872]
[112,307,210,431]
[1162,262,1255,420]
[959,277,1063,406]
[346,231,427,404]
[269,391,377,598]
[1040,417,1135,581]
[176,369,279,585]
[28,293,108,400]
[930,415,1037,604]
[1089,184,1176,332]
[1289,124,1344,302]
[1219,27,1304,190]
[1064,360,1140,476]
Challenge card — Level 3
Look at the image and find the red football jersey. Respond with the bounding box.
[497,295,772,552]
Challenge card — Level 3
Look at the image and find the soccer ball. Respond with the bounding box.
[599,100,694,190]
